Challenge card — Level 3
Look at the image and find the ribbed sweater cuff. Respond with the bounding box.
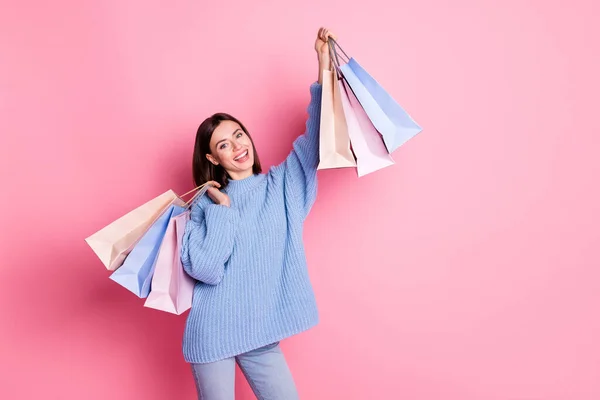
[310,82,322,100]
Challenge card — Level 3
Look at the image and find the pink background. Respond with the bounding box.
[1,1,599,399]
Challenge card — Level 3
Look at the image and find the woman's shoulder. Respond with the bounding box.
[195,193,213,207]
[188,192,212,213]
[187,193,212,223]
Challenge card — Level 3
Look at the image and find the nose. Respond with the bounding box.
[232,139,243,150]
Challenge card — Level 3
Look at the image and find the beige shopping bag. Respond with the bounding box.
[85,190,185,271]
[317,68,356,170]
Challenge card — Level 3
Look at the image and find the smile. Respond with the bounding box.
[234,150,249,162]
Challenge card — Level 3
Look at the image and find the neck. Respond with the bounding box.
[227,169,254,181]
[224,173,264,195]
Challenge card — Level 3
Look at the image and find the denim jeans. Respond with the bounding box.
[190,342,299,400]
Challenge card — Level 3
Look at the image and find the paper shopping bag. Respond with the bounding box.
[317,68,356,170]
[109,203,186,298]
[85,190,181,271]
[144,209,195,315]
[331,39,422,153]
[338,74,394,177]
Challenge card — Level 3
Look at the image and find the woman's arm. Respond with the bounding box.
[271,28,336,218]
[316,27,335,85]
[181,201,240,285]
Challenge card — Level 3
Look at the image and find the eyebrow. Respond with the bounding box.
[215,129,242,146]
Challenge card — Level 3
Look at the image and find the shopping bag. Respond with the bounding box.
[143,209,195,315]
[143,184,210,315]
[337,70,394,177]
[85,190,180,271]
[108,203,186,298]
[331,38,422,153]
[317,68,356,170]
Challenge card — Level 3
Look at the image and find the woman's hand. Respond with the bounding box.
[205,181,231,207]
[315,27,336,84]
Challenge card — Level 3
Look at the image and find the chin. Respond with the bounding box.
[240,158,254,169]
[229,162,254,176]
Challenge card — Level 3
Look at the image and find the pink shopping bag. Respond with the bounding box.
[143,184,210,315]
[338,73,394,177]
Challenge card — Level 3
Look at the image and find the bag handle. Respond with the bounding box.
[329,38,349,63]
[180,182,215,209]
[180,184,207,199]
[328,41,341,76]
[328,38,350,81]
[329,38,349,60]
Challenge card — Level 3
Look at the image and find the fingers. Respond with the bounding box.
[206,185,225,197]
[207,187,222,202]
[318,27,336,41]
[206,187,218,199]
[206,186,229,206]
[206,180,221,188]
[319,28,328,41]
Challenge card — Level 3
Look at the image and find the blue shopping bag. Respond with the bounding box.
[331,39,422,153]
[109,204,186,298]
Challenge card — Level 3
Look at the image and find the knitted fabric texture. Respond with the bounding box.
[181,82,322,363]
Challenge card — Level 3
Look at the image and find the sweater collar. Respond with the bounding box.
[224,173,265,195]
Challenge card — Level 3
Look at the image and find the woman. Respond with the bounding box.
[181,27,335,399]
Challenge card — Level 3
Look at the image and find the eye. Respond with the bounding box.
[219,143,228,150]
[236,132,243,138]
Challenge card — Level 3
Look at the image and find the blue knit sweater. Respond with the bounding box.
[180,82,322,364]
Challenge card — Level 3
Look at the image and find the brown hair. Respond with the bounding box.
[192,113,262,188]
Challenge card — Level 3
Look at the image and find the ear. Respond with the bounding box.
[206,153,219,166]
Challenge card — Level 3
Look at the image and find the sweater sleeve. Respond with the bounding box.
[181,203,240,285]
[273,82,322,217]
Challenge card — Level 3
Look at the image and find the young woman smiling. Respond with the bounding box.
[181,27,336,400]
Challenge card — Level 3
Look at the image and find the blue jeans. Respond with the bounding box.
[190,342,299,400]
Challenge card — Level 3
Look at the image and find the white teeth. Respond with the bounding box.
[234,151,248,161]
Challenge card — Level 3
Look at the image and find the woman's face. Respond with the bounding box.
[207,120,255,180]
